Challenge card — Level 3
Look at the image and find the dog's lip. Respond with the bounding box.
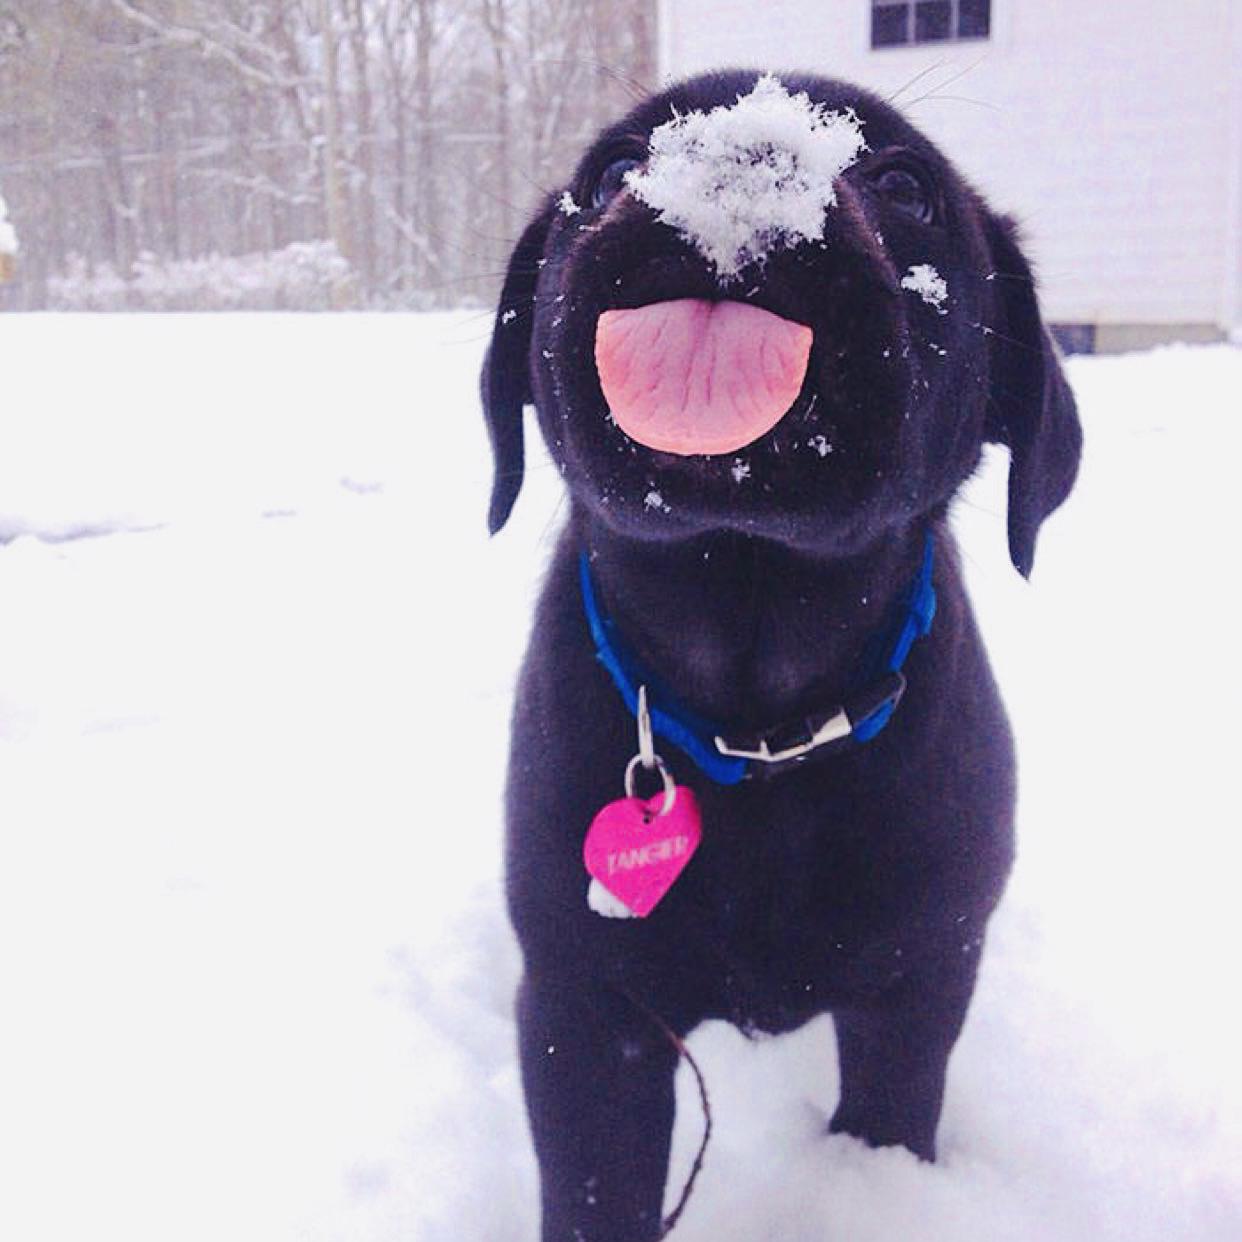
[607,287,813,333]
[594,299,814,457]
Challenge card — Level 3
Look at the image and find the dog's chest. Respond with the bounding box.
[651,775,913,1028]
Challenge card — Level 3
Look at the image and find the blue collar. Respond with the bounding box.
[579,535,937,785]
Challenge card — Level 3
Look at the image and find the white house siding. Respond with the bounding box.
[659,0,1242,333]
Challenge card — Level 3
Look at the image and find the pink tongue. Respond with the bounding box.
[595,299,813,456]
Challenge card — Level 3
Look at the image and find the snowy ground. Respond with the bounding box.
[1,314,1239,1242]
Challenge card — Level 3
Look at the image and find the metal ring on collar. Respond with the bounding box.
[624,752,677,816]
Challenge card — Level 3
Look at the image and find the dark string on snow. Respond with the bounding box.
[622,988,714,1238]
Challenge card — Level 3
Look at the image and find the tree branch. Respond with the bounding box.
[108,0,310,92]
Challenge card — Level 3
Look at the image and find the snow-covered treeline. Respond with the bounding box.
[0,1,655,310]
[48,242,353,311]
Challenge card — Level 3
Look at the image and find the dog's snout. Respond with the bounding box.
[623,74,867,280]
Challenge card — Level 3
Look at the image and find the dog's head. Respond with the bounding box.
[482,70,1080,576]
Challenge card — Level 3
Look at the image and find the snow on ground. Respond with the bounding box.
[1,315,1239,1242]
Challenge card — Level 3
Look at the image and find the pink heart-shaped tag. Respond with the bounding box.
[583,786,702,918]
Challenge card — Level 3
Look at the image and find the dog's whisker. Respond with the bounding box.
[452,222,541,251]
[952,492,1006,521]
[437,301,551,345]
[377,196,521,267]
[905,93,1003,113]
[455,306,508,329]
[538,488,569,547]
[952,538,997,585]
[468,295,577,340]
[463,287,563,325]
[968,321,1049,358]
[902,56,989,109]
[985,270,1037,286]
[453,173,550,226]
[887,59,950,105]
[533,55,655,103]
[410,269,530,295]
[439,327,505,347]
[509,165,558,201]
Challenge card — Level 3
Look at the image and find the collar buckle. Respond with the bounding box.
[714,707,852,765]
[711,669,909,767]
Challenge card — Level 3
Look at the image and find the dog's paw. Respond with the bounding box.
[587,878,637,919]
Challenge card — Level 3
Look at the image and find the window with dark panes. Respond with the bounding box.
[871,3,909,47]
[958,0,991,37]
[870,0,991,49]
[915,1,952,42]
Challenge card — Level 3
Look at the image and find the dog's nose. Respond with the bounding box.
[625,74,866,280]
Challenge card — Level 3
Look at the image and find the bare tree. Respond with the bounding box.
[0,0,657,309]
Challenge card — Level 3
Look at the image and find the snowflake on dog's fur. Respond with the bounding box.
[901,264,949,313]
[625,74,867,279]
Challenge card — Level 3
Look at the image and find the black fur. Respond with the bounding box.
[482,70,1080,1241]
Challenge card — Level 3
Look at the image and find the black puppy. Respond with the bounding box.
[481,70,1080,1241]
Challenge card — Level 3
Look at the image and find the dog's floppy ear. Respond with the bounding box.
[984,215,1082,578]
[481,203,555,534]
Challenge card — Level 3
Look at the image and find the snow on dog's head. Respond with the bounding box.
[624,74,867,280]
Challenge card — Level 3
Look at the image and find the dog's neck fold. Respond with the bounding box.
[577,513,936,729]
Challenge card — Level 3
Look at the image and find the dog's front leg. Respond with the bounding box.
[828,954,981,1161]
[518,974,681,1242]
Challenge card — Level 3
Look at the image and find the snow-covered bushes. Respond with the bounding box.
[47,242,355,311]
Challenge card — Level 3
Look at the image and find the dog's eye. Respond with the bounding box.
[871,166,937,225]
[592,158,642,209]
